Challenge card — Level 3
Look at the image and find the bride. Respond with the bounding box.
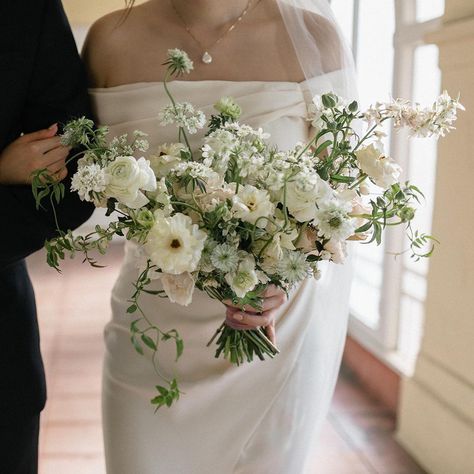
[83,0,356,472]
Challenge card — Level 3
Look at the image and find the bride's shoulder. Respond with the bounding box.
[82,5,147,87]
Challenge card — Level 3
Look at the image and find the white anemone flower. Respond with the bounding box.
[145,213,207,274]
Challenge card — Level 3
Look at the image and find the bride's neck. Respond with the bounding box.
[166,0,254,28]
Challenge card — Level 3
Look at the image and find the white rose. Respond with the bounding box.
[285,173,332,222]
[145,213,207,274]
[161,272,195,306]
[231,184,274,228]
[105,156,157,209]
[355,144,401,189]
[225,256,259,298]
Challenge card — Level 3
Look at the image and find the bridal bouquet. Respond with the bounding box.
[32,49,463,408]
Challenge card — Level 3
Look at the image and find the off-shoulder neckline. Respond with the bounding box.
[89,79,313,93]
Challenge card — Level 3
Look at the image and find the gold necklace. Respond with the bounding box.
[170,0,256,64]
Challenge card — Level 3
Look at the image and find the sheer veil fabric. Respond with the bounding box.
[277,0,357,98]
[97,1,358,473]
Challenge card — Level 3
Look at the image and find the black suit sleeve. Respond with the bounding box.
[0,0,94,267]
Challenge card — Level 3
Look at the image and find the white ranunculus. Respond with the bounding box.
[161,272,195,306]
[355,144,401,189]
[231,184,274,228]
[285,173,332,222]
[225,256,259,298]
[104,156,157,209]
[145,213,207,274]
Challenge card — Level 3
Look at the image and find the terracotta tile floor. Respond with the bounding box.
[26,243,425,474]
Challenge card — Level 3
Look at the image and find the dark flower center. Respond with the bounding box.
[170,239,181,249]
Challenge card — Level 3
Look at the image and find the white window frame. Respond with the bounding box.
[338,0,443,374]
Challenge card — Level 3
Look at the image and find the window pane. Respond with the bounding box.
[349,0,395,330]
[404,44,441,276]
[416,0,445,22]
[356,0,395,109]
[330,0,355,48]
[399,44,441,365]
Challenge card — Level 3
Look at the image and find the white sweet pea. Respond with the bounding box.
[355,144,401,189]
[104,156,157,209]
[231,184,274,228]
[145,213,207,274]
[161,272,195,306]
[225,256,259,298]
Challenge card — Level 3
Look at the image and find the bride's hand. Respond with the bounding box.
[223,285,287,345]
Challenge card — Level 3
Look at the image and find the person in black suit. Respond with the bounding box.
[0,1,94,472]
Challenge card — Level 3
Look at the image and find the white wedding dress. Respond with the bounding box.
[90,76,352,474]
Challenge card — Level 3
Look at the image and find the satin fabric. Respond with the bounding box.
[90,77,351,474]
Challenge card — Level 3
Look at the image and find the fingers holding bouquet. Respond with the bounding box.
[223,285,287,345]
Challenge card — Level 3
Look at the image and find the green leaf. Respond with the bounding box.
[131,335,144,355]
[355,221,372,233]
[130,319,140,333]
[313,139,332,156]
[141,334,157,351]
[175,338,184,361]
[127,304,137,314]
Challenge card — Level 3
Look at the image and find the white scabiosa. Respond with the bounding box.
[165,48,194,75]
[145,213,207,274]
[313,200,355,242]
[104,156,157,209]
[277,250,311,284]
[231,184,274,228]
[210,243,239,273]
[225,256,259,298]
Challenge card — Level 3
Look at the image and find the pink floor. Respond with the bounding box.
[27,244,425,474]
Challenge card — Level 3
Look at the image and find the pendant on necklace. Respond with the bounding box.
[202,51,213,64]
